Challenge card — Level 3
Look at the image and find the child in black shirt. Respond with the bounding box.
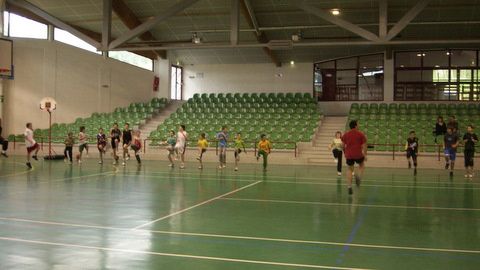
[405,131,419,174]
[463,125,478,178]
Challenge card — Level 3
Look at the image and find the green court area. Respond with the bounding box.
[0,158,479,269]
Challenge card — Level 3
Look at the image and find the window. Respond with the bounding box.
[54,28,100,54]
[171,65,183,100]
[109,51,153,71]
[313,54,384,101]
[395,49,480,101]
[3,11,48,39]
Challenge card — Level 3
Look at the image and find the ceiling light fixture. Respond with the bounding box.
[291,33,301,42]
[330,8,340,16]
[192,32,201,44]
[290,60,295,65]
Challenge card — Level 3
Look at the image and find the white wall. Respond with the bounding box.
[2,38,163,135]
[183,62,313,99]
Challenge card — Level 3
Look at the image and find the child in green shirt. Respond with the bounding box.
[64,132,75,164]
[234,133,246,171]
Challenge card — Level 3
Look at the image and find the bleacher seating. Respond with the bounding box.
[348,103,480,152]
[9,98,168,143]
[149,93,322,149]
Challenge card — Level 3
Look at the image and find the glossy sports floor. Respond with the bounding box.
[0,157,479,270]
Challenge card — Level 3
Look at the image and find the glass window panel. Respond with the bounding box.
[3,11,9,36]
[359,54,383,69]
[474,70,480,83]
[54,28,100,54]
[109,51,153,71]
[358,70,383,100]
[8,12,47,39]
[451,50,477,67]
[450,70,457,82]
[459,69,472,82]
[336,70,357,85]
[432,69,449,82]
[336,57,357,69]
[423,50,448,67]
[395,52,421,67]
[315,61,334,69]
[397,70,422,82]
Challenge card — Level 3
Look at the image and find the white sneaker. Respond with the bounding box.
[234,167,238,171]
[218,165,223,169]
[122,162,126,166]
[337,172,342,176]
[469,174,474,178]
[78,160,82,164]
[126,156,130,161]
[198,166,203,169]
[180,165,185,169]
[465,174,470,178]
[113,161,117,165]
[222,165,227,168]
[168,163,173,167]
[98,161,103,164]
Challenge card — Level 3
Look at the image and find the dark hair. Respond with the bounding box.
[99,127,103,131]
[335,131,342,136]
[80,126,85,132]
[222,125,227,130]
[467,124,474,129]
[113,123,118,126]
[409,130,416,134]
[260,134,266,139]
[200,133,206,138]
[169,130,175,134]
[349,120,358,129]
[180,124,186,130]
[437,116,443,121]
[26,122,32,128]
[125,123,130,126]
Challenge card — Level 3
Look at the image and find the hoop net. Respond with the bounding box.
[40,97,57,112]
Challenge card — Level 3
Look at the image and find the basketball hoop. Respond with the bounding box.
[40,97,57,159]
[40,97,57,112]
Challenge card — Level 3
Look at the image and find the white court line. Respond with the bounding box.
[219,197,480,212]
[1,216,479,254]
[0,236,371,270]
[0,162,36,178]
[132,181,262,230]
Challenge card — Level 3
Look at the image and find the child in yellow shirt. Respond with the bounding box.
[197,133,208,169]
[257,134,272,171]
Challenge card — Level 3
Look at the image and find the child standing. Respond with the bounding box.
[257,134,272,171]
[122,123,132,166]
[463,125,478,178]
[166,130,176,167]
[97,128,107,164]
[216,126,228,169]
[0,118,9,157]
[197,133,208,169]
[405,130,419,175]
[78,126,88,164]
[234,133,246,171]
[328,131,343,176]
[110,123,121,165]
[131,130,142,165]
[444,127,459,177]
[24,122,39,169]
[64,132,74,164]
[175,125,188,169]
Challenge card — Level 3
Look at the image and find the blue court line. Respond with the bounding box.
[336,186,379,265]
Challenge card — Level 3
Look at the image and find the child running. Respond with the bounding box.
[97,128,107,164]
[234,132,246,171]
[165,130,176,167]
[64,132,74,164]
[463,125,478,178]
[328,131,343,176]
[197,133,208,169]
[216,126,228,169]
[444,127,459,177]
[122,123,132,166]
[341,120,367,195]
[405,130,419,175]
[131,130,142,165]
[24,122,39,169]
[257,134,272,171]
[0,118,9,157]
[175,125,188,169]
[77,126,88,164]
[110,123,121,165]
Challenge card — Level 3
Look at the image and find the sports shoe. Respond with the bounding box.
[1,152,8,158]
[32,155,38,161]
[122,162,126,166]
[337,172,342,176]
[469,174,474,178]
[234,167,238,171]
[26,162,32,169]
[126,154,130,161]
[196,157,201,161]
[222,165,226,168]
[355,175,361,187]
[218,165,223,169]
[348,187,353,195]
[78,160,82,164]
[198,166,203,169]
[113,161,117,165]
[168,163,173,167]
[180,165,185,169]
[445,163,449,170]
[98,161,103,164]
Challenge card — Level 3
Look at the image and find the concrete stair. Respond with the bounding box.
[299,116,348,164]
[139,100,185,140]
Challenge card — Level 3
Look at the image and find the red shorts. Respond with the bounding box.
[27,143,39,153]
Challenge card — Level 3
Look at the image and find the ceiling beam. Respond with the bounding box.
[297,1,379,42]
[243,0,260,36]
[116,39,480,51]
[111,0,166,58]
[240,0,281,67]
[102,0,112,51]
[109,0,200,49]
[385,0,431,41]
[6,0,101,49]
[230,0,239,45]
[379,0,387,39]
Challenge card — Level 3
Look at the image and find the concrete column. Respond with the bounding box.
[156,57,171,100]
[0,0,5,37]
[383,52,394,102]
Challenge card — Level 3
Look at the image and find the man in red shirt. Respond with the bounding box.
[341,120,367,195]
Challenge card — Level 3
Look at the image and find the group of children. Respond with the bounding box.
[329,116,478,179]
[23,122,142,169]
[164,125,271,171]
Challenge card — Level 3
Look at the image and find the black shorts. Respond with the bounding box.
[406,149,417,159]
[464,150,475,167]
[346,157,365,166]
[201,148,206,153]
[111,138,119,148]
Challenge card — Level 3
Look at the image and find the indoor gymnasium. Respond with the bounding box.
[0,0,479,269]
